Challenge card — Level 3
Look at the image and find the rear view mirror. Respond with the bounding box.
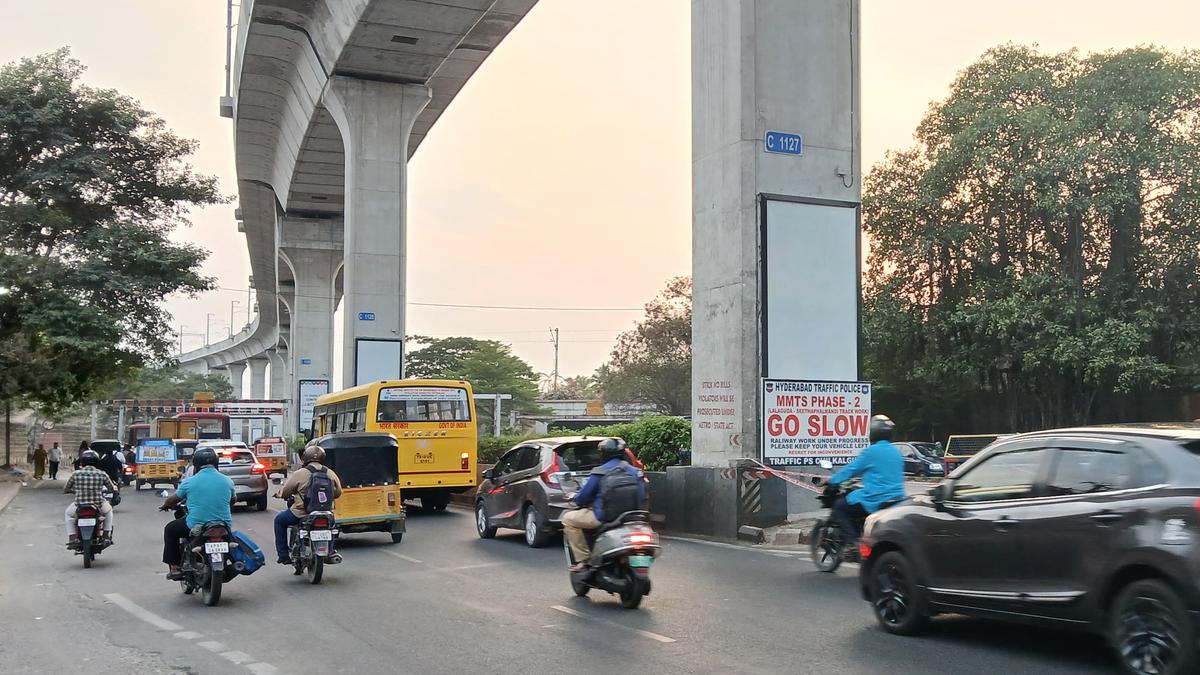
[482,468,495,481]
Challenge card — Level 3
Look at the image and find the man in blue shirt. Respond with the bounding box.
[562,438,646,571]
[826,415,906,559]
[160,447,236,580]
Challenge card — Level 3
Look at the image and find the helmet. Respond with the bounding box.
[79,450,100,467]
[192,447,219,470]
[869,414,896,443]
[597,437,627,461]
[301,446,326,465]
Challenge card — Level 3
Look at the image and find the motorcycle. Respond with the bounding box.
[163,506,243,607]
[69,504,112,569]
[287,510,339,584]
[808,460,902,572]
[565,510,661,609]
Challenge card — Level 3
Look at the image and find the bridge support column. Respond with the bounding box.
[269,348,289,437]
[247,358,268,442]
[691,0,861,467]
[280,239,338,436]
[225,362,246,399]
[323,76,431,388]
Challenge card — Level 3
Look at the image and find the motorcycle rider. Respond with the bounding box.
[274,445,343,566]
[96,446,124,487]
[825,414,905,559]
[159,447,236,580]
[63,450,116,545]
[562,438,646,572]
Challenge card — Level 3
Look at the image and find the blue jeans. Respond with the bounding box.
[273,509,300,559]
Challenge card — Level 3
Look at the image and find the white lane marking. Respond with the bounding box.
[174,631,202,640]
[221,651,254,664]
[550,605,676,643]
[380,550,423,564]
[198,641,226,652]
[245,663,280,674]
[103,593,183,632]
[445,562,504,572]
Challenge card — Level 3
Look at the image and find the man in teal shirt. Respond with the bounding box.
[160,447,235,579]
[827,415,906,558]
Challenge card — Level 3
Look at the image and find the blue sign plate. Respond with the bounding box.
[358,312,376,321]
[764,130,803,156]
[300,358,312,365]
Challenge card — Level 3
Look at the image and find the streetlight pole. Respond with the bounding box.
[206,313,215,346]
[231,300,240,338]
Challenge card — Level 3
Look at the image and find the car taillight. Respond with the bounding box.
[541,454,561,488]
[251,462,266,474]
[461,452,469,470]
[859,540,873,560]
[124,465,135,474]
[311,516,330,528]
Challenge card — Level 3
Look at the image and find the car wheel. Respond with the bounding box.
[475,501,497,539]
[1111,579,1197,675]
[523,505,551,548]
[254,494,268,511]
[869,551,929,635]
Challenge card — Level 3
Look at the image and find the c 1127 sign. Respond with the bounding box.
[764,130,803,156]
[761,379,871,466]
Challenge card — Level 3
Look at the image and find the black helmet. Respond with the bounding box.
[597,437,627,461]
[79,450,100,467]
[869,414,896,443]
[301,445,326,465]
[192,447,219,470]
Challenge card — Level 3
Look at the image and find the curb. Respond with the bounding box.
[0,481,20,516]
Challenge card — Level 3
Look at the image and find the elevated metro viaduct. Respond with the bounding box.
[181,0,862,502]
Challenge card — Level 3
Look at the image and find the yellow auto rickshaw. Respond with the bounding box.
[175,438,199,476]
[313,432,405,543]
[135,438,179,490]
[254,436,290,476]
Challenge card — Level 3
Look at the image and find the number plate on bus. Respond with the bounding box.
[628,555,654,568]
[77,518,97,527]
[204,542,229,553]
[309,530,332,541]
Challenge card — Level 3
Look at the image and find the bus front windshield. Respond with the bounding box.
[376,387,471,423]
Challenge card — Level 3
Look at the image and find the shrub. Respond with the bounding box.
[476,416,691,472]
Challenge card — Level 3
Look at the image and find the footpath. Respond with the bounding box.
[0,464,32,515]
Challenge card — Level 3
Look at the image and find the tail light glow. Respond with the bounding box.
[859,540,873,560]
[626,532,655,545]
[251,462,266,474]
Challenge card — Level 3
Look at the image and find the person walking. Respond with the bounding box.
[48,443,63,480]
[33,444,47,480]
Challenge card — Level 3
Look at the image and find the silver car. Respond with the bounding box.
[196,442,269,511]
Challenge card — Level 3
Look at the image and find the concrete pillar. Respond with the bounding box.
[247,358,268,442]
[323,76,431,388]
[691,0,861,467]
[280,235,338,436]
[225,362,247,399]
[269,348,290,437]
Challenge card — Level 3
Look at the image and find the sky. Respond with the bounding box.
[1,0,1198,385]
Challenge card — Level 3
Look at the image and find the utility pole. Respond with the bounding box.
[549,328,560,394]
[179,324,184,355]
[231,300,240,337]
[3,400,10,469]
[206,313,215,346]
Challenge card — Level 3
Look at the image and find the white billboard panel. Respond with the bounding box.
[355,338,402,386]
[298,379,329,433]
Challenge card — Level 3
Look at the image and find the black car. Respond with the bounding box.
[895,442,944,477]
[858,424,1200,675]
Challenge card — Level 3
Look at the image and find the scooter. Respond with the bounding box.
[565,510,661,609]
[162,505,243,607]
[69,504,113,569]
[288,510,340,585]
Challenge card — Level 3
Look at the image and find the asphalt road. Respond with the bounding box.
[0,476,1119,675]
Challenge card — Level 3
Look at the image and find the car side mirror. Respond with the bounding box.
[482,468,495,481]
[930,482,949,507]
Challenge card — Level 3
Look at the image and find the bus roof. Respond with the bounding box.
[315,379,474,405]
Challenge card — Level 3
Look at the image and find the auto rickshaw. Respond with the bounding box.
[253,436,290,477]
[135,438,179,490]
[175,439,199,477]
[312,433,405,543]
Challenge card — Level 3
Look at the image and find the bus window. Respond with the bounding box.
[377,386,471,422]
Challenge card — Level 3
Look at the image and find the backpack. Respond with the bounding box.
[598,462,643,523]
[303,466,336,513]
[229,530,265,575]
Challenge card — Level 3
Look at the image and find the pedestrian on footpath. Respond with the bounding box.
[33,444,47,480]
[48,443,63,480]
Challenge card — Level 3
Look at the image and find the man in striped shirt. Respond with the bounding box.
[64,451,116,544]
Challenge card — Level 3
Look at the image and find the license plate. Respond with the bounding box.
[309,530,332,541]
[204,542,229,553]
[628,555,654,568]
[77,518,97,527]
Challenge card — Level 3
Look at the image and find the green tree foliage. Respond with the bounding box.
[863,45,1200,434]
[405,336,543,430]
[541,375,599,400]
[477,415,691,471]
[595,277,692,414]
[0,50,222,412]
[104,365,234,401]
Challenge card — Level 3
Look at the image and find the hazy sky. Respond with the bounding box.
[1,0,1198,383]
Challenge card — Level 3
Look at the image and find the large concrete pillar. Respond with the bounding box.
[247,358,268,442]
[225,362,247,399]
[268,348,290,437]
[280,218,340,436]
[323,77,431,388]
[691,0,861,467]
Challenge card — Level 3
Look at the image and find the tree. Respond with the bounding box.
[104,365,234,402]
[595,277,692,414]
[0,50,222,414]
[541,375,599,400]
[862,45,1200,436]
[405,336,544,431]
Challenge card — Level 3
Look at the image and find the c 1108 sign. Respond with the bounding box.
[764,130,803,156]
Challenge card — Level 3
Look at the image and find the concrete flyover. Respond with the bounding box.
[179,0,538,435]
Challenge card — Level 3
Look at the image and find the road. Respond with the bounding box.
[0,476,1117,675]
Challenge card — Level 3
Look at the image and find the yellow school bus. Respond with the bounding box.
[311,380,477,511]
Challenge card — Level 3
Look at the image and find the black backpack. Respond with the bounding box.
[598,462,642,523]
[303,466,336,513]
